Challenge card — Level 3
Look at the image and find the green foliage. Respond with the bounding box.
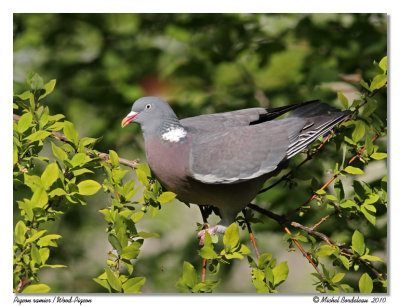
[13,74,101,292]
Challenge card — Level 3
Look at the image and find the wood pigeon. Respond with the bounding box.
[121,97,351,244]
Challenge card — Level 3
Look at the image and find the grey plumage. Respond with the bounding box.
[122,96,351,240]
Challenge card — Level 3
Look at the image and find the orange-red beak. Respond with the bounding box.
[121,111,139,128]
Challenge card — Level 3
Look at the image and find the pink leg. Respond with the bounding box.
[197,225,227,245]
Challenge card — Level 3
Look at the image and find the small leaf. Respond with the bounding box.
[352,121,366,143]
[344,166,364,175]
[131,211,144,223]
[337,92,349,109]
[181,261,197,288]
[352,230,365,256]
[138,231,160,239]
[223,223,239,250]
[77,180,101,196]
[332,273,345,283]
[41,163,59,190]
[63,121,79,145]
[272,261,289,286]
[370,74,387,91]
[26,130,51,142]
[316,245,336,257]
[22,284,50,293]
[136,169,149,187]
[121,243,141,260]
[378,56,387,73]
[31,187,48,208]
[30,73,44,91]
[109,150,119,167]
[51,142,68,161]
[39,79,56,100]
[17,112,33,134]
[122,277,146,293]
[105,268,122,292]
[359,273,373,293]
[157,191,177,203]
[108,234,122,254]
[360,254,383,262]
[370,152,387,160]
[37,234,62,247]
[14,221,27,245]
[25,230,47,245]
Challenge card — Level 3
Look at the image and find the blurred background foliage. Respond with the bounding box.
[13,13,387,293]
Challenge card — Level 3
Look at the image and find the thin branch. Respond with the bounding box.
[198,205,208,283]
[248,204,325,279]
[247,203,386,281]
[13,114,139,169]
[242,209,260,259]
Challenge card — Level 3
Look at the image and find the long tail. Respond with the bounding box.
[285,101,351,158]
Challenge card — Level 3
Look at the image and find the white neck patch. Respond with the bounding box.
[161,126,187,143]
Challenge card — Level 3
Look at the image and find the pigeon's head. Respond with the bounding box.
[121,96,177,128]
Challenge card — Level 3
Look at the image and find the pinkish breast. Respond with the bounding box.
[144,136,192,196]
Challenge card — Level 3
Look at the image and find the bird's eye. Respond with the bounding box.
[145,104,152,110]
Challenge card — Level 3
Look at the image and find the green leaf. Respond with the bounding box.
[77,180,101,196]
[121,243,141,260]
[31,187,48,208]
[22,284,50,293]
[48,188,67,197]
[370,74,387,91]
[316,245,336,257]
[39,248,50,264]
[30,73,44,91]
[14,221,27,245]
[136,169,149,187]
[344,166,364,175]
[17,112,33,134]
[361,254,383,262]
[337,92,349,109]
[379,56,387,73]
[157,191,177,203]
[129,211,143,223]
[105,268,122,292]
[63,121,79,145]
[136,163,151,177]
[51,142,68,161]
[41,163,59,190]
[361,205,376,225]
[37,234,62,247]
[223,223,239,250]
[370,152,387,160]
[352,121,366,143]
[39,79,56,100]
[272,261,289,286]
[26,130,52,142]
[364,194,379,205]
[359,273,373,293]
[365,135,373,155]
[122,277,146,293]
[108,234,122,254]
[25,230,47,245]
[181,261,197,288]
[109,150,119,167]
[352,230,365,256]
[332,273,345,283]
[138,231,160,238]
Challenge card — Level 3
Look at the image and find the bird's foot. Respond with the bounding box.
[197,225,227,245]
